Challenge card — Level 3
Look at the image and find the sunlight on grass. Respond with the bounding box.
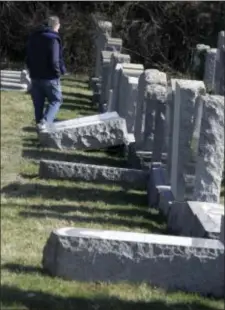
[1,75,224,310]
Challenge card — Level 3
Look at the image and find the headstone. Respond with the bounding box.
[203,48,217,93]
[43,227,224,297]
[38,112,129,150]
[106,52,131,108]
[214,31,225,95]
[220,215,224,244]
[143,84,167,160]
[165,79,178,182]
[94,20,112,78]
[100,51,114,107]
[117,75,139,133]
[105,37,122,52]
[193,95,224,203]
[39,160,148,190]
[111,63,144,113]
[170,80,206,201]
[192,44,210,79]
[134,69,167,150]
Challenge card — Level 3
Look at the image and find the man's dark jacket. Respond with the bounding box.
[26,25,66,80]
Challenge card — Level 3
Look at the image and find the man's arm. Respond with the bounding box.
[51,39,61,78]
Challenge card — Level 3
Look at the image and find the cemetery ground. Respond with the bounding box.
[1,75,224,310]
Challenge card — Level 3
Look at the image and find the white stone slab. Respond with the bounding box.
[38,113,128,150]
[43,227,224,297]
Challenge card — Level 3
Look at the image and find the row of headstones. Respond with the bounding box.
[39,19,224,297]
[90,19,224,206]
[192,31,225,96]
[0,69,31,91]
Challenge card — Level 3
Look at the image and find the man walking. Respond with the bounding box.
[26,16,66,131]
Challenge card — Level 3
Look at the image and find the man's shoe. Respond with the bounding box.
[36,122,47,132]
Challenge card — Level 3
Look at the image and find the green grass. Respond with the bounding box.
[1,75,224,310]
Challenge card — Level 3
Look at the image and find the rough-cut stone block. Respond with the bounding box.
[204,48,217,92]
[193,95,224,203]
[170,80,206,201]
[38,112,128,150]
[39,160,148,190]
[43,227,224,297]
[168,201,224,240]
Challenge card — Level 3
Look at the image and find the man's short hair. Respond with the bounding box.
[47,16,60,29]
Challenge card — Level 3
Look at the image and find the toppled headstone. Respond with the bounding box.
[38,112,128,150]
[39,160,148,190]
[167,201,224,239]
[42,226,224,297]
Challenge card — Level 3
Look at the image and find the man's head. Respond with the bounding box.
[47,16,60,32]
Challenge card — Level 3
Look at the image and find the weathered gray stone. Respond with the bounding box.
[193,95,224,203]
[43,227,224,297]
[203,48,217,93]
[38,112,128,150]
[134,69,167,149]
[39,160,148,190]
[170,80,206,201]
[168,201,224,239]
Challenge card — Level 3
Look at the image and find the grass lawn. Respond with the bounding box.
[1,75,224,310]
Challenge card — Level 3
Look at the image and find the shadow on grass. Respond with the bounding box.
[19,211,165,233]
[1,182,147,207]
[63,91,92,102]
[22,148,128,168]
[0,284,221,310]
[2,263,43,275]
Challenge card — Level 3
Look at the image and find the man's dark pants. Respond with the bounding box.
[31,78,62,124]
